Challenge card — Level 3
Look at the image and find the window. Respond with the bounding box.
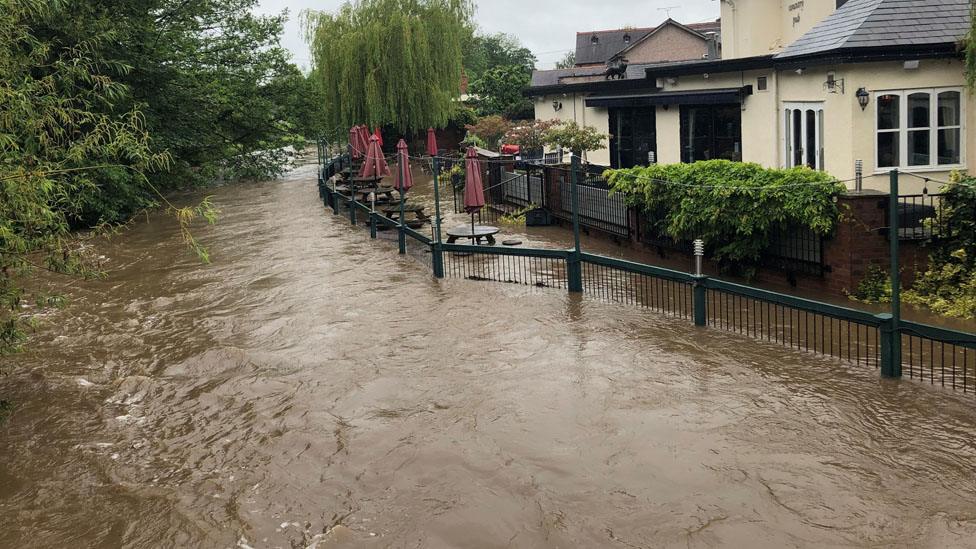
[610,107,656,169]
[875,88,964,171]
[757,76,768,91]
[680,104,742,163]
[784,103,825,170]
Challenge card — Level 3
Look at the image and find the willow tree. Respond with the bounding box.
[304,0,473,134]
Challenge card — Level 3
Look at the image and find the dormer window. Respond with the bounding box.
[623,34,631,44]
[591,35,599,44]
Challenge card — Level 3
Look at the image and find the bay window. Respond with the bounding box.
[876,88,964,171]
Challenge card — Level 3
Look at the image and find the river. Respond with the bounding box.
[1,163,975,548]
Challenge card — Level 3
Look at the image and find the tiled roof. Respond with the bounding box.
[575,20,721,65]
[776,0,970,59]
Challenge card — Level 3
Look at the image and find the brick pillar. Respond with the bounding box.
[824,190,934,294]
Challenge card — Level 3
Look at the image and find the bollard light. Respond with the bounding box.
[693,239,705,277]
[855,159,863,192]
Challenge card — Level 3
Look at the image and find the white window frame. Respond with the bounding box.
[873,87,966,173]
[784,102,825,171]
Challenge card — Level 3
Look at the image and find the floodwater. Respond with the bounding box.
[2,162,976,548]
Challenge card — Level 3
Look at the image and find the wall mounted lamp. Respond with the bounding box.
[856,87,870,110]
[552,100,563,112]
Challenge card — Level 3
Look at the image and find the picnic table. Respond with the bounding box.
[446,225,499,245]
[381,203,429,227]
[354,186,395,203]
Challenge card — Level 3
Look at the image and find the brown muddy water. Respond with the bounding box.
[2,163,976,548]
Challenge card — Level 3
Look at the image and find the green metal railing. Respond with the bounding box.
[317,146,976,398]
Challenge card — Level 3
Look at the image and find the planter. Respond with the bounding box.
[525,207,552,227]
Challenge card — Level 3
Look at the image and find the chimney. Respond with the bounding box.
[705,32,720,60]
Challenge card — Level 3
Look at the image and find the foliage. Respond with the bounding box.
[462,32,537,81]
[903,175,976,318]
[448,105,479,128]
[500,204,539,225]
[0,0,165,357]
[605,160,845,277]
[443,164,464,188]
[469,65,533,118]
[847,266,892,304]
[465,116,513,149]
[554,50,576,69]
[305,0,474,133]
[543,122,607,158]
[502,120,561,152]
[0,0,247,366]
[460,132,487,149]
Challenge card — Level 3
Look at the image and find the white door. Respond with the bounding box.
[784,103,825,170]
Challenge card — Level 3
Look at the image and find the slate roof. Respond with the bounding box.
[776,0,971,59]
[575,20,721,65]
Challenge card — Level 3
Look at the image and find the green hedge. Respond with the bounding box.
[605,160,846,276]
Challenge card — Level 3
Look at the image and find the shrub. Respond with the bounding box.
[465,115,513,149]
[502,119,560,152]
[903,174,976,319]
[543,121,607,161]
[605,160,845,277]
[847,266,892,304]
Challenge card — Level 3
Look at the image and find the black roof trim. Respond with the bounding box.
[644,43,961,79]
[585,86,752,108]
[643,55,775,79]
[525,77,659,97]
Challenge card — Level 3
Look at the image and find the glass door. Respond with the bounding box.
[610,107,657,169]
[784,102,824,170]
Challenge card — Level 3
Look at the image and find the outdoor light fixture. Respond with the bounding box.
[856,87,870,110]
[552,100,563,112]
[693,239,705,277]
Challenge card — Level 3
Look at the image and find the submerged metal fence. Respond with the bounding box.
[319,151,976,398]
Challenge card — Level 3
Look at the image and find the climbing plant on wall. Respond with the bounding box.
[605,160,846,277]
[304,0,474,133]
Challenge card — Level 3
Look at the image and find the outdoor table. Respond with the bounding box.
[355,186,395,203]
[381,204,429,226]
[446,225,499,245]
[349,175,382,188]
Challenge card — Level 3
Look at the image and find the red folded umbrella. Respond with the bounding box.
[373,127,384,147]
[426,127,438,157]
[394,139,413,193]
[359,135,391,178]
[357,126,371,156]
[350,127,363,159]
[463,147,485,213]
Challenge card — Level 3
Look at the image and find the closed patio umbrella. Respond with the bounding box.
[426,127,438,157]
[373,127,384,147]
[463,146,485,236]
[358,126,371,157]
[394,139,413,253]
[350,127,363,159]
[359,134,391,179]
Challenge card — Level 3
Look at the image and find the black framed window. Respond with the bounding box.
[609,107,657,169]
[679,104,742,163]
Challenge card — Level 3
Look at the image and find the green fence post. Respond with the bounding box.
[877,313,899,378]
[431,157,445,278]
[567,155,583,293]
[884,169,902,378]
